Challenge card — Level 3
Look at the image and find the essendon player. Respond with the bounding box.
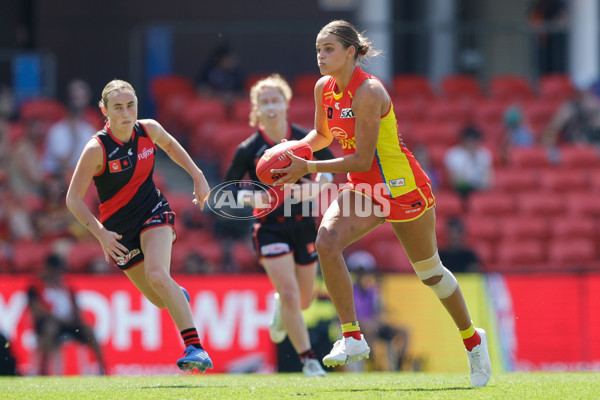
[271,21,491,387]
[224,74,333,377]
[66,79,212,373]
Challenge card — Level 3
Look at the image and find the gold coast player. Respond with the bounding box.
[66,79,213,373]
[224,74,333,377]
[272,20,492,387]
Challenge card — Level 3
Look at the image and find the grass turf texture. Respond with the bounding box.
[1,372,598,399]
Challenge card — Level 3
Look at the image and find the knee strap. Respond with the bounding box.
[412,252,458,299]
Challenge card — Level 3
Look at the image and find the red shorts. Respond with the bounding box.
[339,182,435,222]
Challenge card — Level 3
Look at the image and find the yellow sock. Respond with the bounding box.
[459,322,476,339]
[341,321,360,333]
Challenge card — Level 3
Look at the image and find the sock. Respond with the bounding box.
[341,321,362,341]
[298,349,316,362]
[181,328,203,349]
[460,322,481,351]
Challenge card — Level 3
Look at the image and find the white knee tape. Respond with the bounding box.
[412,252,458,299]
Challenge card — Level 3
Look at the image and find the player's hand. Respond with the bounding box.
[192,174,211,211]
[97,227,129,263]
[271,149,308,187]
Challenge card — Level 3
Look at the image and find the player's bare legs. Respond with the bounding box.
[262,254,314,353]
[391,208,472,330]
[316,190,383,323]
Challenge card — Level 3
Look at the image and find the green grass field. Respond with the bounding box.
[1,372,598,400]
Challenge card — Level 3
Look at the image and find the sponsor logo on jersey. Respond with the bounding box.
[340,108,355,118]
[334,102,340,110]
[327,106,334,119]
[261,242,290,256]
[116,248,141,266]
[138,147,154,160]
[306,242,316,255]
[108,147,120,158]
[128,148,133,156]
[389,178,406,187]
[108,156,132,173]
[331,127,355,150]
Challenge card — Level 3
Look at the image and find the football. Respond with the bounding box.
[256,140,313,185]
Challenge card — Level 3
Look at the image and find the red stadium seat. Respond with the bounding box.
[472,100,506,129]
[522,99,561,138]
[427,100,471,126]
[559,145,600,168]
[20,98,67,124]
[393,74,435,101]
[550,217,597,242]
[288,97,315,122]
[466,191,515,217]
[66,242,105,272]
[495,239,546,269]
[150,75,196,106]
[538,73,574,102]
[292,73,321,99]
[411,121,461,148]
[463,215,500,243]
[181,98,227,128]
[13,240,54,273]
[440,74,484,101]
[434,190,464,219]
[393,98,428,125]
[493,167,539,193]
[538,167,587,193]
[508,146,555,168]
[498,216,550,241]
[564,191,600,217]
[591,169,600,193]
[489,75,534,102]
[368,239,413,273]
[243,73,271,92]
[231,98,252,123]
[516,192,564,217]
[547,238,597,267]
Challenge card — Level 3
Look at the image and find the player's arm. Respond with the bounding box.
[66,139,129,262]
[273,80,383,185]
[143,119,210,210]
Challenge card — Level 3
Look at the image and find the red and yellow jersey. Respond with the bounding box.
[322,67,430,198]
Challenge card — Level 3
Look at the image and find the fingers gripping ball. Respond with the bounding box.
[256,140,313,185]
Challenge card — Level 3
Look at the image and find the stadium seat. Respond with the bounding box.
[466,191,515,217]
[495,239,546,270]
[591,169,600,193]
[559,145,600,168]
[434,190,464,219]
[427,100,471,126]
[440,74,484,101]
[493,167,539,193]
[538,73,574,102]
[550,217,596,242]
[411,121,461,148]
[463,215,500,243]
[564,191,600,217]
[66,242,105,273]
[20,98,67,124]
[539,167,587,193]
[392,74,435,101]
[508,146,556,168]
[13,240,54,273]
[150,75,196,106]
[369,239,413,273]
[392,98,428,125]
[469,239,495,270]
[243,73,270,93]
[489,75,535,102]
[288,97,315,122]
[472,100,507,129]
[498,216,550,241]
[292,73,321,98]
[547,238,597,267]
[181,98,227,129]
[231,98,252,122]
[522,99,560,138]
[516,192,564,217]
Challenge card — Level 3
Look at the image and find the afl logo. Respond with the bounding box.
[207,180,274,220]
[331,127,348,140]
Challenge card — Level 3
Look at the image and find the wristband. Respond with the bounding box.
[307,161,317,173]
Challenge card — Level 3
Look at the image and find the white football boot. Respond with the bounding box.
[322,334,370,367]
[467,328,492,387]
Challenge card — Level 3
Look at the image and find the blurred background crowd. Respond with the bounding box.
[0,0,599,277]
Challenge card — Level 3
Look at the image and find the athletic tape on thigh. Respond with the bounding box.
[411,252,458,299]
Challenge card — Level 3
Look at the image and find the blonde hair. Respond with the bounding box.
[248,74,292,127]
[98,79,136,108]
[319,20,381,65]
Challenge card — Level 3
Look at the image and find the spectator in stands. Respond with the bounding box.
[541,81,600,148]
[444,125,493,198]
[195,43,245,108]
[412,143,442,189]
[528,0,568,74]
[27,254,106,375]
[499,105,535,165]
[346,250,410,372]
[0,85,15,170]
[0,169,35,243]
[41,79,98,176]
[9,115,44,198]
[438,217,481,273]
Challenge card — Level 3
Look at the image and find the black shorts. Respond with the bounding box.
[253,218,318,266]
[34,318,92,345]
[112,199,176,270]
